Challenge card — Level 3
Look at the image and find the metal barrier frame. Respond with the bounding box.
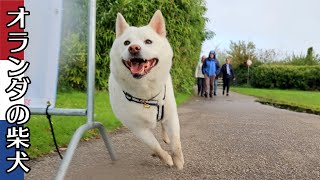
[30,0,117,179]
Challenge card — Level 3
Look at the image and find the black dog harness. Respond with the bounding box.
[123,86,166,121]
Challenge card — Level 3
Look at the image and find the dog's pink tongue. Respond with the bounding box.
[130,63,144,74]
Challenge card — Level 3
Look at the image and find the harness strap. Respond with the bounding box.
[123,91,158,106]
[123,86,166,121]
[156,105,165,121]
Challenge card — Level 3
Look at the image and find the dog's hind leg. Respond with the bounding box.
[161,123,170,144]
[131,128,173,167]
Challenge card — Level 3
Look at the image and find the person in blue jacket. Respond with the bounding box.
[202,50,217,98]
[213,54,220,96]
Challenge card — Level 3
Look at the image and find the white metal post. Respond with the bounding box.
[54,0,117,179]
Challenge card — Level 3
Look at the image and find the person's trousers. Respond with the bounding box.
[197,78,205,96]
[223,77,231,93]
[205,74,215,96]
[214,79,218,94]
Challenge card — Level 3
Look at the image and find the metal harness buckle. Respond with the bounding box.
[143,100,151,108]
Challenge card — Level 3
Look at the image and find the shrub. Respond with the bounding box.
[58,33,87,91]
[251,65,320,90]
[233,61,263,86]
[59,0,210,93]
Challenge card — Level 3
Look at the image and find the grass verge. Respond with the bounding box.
[26,91,191,158]
[232,87,320,115]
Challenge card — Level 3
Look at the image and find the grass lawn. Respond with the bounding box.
[26,91,192,158]
[232,87,320,114]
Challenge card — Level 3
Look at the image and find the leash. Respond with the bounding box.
[123,86,166,121]
[46,103,63,159]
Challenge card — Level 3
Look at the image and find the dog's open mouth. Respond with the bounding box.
[122,58,158,79]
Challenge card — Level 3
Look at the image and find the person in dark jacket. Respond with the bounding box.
[220,57,234,96]
[202,50,217,98]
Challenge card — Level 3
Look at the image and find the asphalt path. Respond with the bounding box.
[25,92,320,180]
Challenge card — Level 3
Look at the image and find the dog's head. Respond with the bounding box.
[110,10,173,83]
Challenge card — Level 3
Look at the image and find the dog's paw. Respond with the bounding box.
[164,154,174,167]
[172,153,184,170]
[158,151,173,167]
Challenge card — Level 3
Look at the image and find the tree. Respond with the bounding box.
[227,41,258,68]
[305,47,318,65]
[256,49,278,63]
[282,47,319,66]
[225,41,265,85]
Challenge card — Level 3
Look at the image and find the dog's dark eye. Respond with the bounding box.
[124,40,130,46]
[145,39,152,44]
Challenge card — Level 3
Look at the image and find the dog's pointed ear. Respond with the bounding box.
[148,10,166,37]
[116,13,129,37]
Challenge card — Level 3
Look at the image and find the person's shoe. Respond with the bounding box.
[226,93,229,96]
[222,91,225,95]
[214,92,217,96]
[204,93,208,98]
[209,94,213,98]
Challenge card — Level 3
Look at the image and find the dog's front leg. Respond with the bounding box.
[131,128,173,167]
[162,113,184,170]
[161,123,170,144]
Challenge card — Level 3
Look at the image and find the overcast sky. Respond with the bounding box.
[201,0,320,58]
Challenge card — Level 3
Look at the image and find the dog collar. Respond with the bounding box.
[123,86,166,121]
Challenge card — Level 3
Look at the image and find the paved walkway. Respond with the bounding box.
[26,92,320,180]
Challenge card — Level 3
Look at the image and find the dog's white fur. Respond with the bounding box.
[108,10,184,170]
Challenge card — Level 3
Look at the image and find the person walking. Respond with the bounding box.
[195,55,206,96]
[220,57,235,96]
[202,50,217,98]
[213,55,220,96]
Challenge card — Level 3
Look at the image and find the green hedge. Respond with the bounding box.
[58,0,209,93]
[250,65,320,90]
[233,61,262,86]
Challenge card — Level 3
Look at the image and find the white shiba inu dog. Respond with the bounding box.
[108,10,184,170]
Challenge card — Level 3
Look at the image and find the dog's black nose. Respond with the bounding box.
[129,44,141,55]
